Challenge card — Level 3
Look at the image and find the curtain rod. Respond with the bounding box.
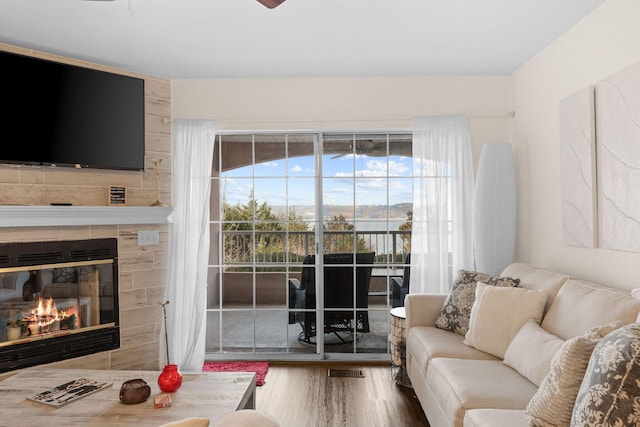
[165,112,515,125]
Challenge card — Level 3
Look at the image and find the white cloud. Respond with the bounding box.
[388,160,409,175]
[332,158,410,178]
[357,178,387,189]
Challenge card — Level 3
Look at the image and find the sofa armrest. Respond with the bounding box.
[405,293,447,330]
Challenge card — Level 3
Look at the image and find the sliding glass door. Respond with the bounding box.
[206,132,412,360]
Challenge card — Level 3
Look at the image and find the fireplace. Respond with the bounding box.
[0,238,119,372]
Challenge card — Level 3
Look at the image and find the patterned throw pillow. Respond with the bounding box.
[434,269,520,335]
[570,323,640,427]
[525,321,623,427]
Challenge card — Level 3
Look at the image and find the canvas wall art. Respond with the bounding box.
[559,86,597,248]
[596,61,640,252]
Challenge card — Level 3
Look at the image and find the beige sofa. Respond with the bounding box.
[405,262,640,427]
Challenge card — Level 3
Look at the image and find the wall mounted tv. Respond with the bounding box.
[0,50,145,171]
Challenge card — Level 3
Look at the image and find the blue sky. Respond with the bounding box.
[221,153,413,210]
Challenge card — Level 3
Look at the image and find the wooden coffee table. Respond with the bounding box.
[0,368,256,426]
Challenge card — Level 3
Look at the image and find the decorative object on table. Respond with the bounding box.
[119,378,151,405]
[109,185,127,205]
[256,0,286,9]
[471,143,516,275]
[154,392,173,409]
[203,361,269,386]
[151,158,166,207]
[158,300,183,393]
[28,378,112,407]
[158,364,183,393]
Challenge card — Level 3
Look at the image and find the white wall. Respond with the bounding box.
[171,76,512,168]
[510,0,640,289]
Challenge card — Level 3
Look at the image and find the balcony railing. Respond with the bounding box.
[221,230,411,268]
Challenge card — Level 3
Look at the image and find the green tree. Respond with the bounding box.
[223,195,372,264]
[398,210,412,258]
[223,191,311,264]
[223,191,282,264]
[287,208,311,260]
[323,214,367,253]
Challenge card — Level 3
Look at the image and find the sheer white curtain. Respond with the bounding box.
[410,115,474,294]
[163,119,215,372]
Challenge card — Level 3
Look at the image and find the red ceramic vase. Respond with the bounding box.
[158,364,183,393]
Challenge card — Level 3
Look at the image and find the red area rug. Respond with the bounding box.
[203,361,269,386]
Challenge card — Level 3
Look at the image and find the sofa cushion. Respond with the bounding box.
[541,279,640,340]
[525,321,623,427]
[463,283,547,359]
[427,358,538,427]
[407,325,499,377]
[500,262,569,313]
[503,320,564,386]
[464,409,529,427]
[435,270,520,336]
[570,323,640,426]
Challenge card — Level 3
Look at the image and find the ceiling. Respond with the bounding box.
[0,0,605,79]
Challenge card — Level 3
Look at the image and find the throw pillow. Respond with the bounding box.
[434,269,520,335]
[463,283,547,359]
[503,319,564,386]
[570,323,640,426]
[524,320,624,427]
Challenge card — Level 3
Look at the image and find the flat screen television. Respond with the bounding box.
[0,50,145,171]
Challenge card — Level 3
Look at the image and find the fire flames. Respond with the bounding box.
[21,297,78,335]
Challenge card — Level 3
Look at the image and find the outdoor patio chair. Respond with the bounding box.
[391,253,410,307]
[288,252,375,344]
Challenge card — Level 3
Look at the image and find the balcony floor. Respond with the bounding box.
[205,304,391,356]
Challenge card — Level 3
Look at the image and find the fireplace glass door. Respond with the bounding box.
[0,238,120,373]
[0,260,115,343]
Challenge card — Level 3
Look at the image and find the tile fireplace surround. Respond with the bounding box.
[0,205,173,375]
[0,43,173,376]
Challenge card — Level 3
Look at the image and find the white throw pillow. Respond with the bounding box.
[503,319,564,386]
[463,282,547,359]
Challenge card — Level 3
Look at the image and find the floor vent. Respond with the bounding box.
[328,369,365,378]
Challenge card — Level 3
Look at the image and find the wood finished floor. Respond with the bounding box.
[256,362,429,427]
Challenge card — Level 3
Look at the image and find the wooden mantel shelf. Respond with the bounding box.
[0,205,173,227]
